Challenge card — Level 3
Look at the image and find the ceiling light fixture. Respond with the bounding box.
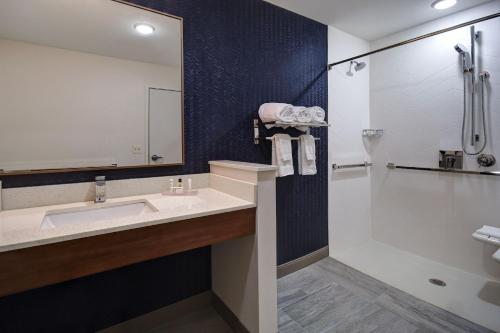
[431,0,458,10]
[134,23,155,35]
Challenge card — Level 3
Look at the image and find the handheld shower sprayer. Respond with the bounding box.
[454,44,470,72]
[454,43,468,55]
[456,25,491,156]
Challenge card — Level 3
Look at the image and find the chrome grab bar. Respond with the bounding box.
[386,162,500,177]
[332,161,372,170]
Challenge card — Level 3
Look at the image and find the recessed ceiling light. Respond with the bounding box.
[134,23,155,35]
[431,0,458,10]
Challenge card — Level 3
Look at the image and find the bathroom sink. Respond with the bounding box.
[41,199,158,229]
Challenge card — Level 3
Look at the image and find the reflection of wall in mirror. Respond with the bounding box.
[0,38,181,170]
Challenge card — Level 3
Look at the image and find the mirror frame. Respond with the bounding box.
[0,0,184,176]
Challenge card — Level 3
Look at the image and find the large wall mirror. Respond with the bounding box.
[0,0,183,174]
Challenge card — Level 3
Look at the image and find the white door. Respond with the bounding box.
[148,88,182,165]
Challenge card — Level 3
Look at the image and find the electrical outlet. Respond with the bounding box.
[132,145,143,154]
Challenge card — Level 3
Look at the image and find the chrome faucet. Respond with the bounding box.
[95,176,106,203]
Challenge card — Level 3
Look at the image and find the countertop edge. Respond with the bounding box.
[0,202,256,253]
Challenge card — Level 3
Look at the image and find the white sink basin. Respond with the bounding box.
[41,199,158,230]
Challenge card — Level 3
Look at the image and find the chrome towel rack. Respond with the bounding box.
[253,118,329,144]
[386,162,500,177]
[332,161,372,170]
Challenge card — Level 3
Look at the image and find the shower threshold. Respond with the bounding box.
[331,240,500,332]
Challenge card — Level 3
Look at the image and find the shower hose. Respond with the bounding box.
[462,73,487,155]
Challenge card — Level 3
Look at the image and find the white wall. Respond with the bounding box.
[370,1,500,279]
[328,26,371,254]
[372,1,500,49]
[0,39,181,170]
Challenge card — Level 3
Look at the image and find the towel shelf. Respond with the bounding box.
[332,161,372,170]
[254,118,329,144]
[263,121,331,128]
[386,162,500,177]
[266,137,320,141]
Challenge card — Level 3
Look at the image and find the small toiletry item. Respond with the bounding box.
[188,178,192,192]
[177,178,183,193]
[169,179,174,193]
[95,176,106,203]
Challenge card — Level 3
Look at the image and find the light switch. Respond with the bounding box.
[132,145,143,154]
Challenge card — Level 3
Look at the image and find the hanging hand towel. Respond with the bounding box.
[308,106,326,124]
[258,103,296,127]
[298,135,317,175]
[271,134,294,177]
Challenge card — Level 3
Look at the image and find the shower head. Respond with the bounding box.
[346,61,366,76]
[354,61,366,71]
[454,43,468,55]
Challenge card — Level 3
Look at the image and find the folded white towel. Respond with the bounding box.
[258,103,295,124]
[476,225,500,239]
[271,134,294,177]
[298,135,316,175]
[295,107,313,123]
[308,106,326,124]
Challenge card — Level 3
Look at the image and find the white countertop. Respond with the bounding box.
[0,188,255,253]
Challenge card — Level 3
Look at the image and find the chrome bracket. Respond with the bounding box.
[253,119,260,145]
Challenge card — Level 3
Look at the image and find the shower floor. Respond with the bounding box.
[332,240,500,332]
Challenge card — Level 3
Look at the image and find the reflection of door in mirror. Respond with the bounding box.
[148,88,183,165]
[0,0,184,173]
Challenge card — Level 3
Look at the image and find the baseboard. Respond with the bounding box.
[277,246,329,278]
[212,292,250,333]
[98,291,212,333]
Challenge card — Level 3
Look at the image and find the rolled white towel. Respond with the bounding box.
[476,225,500,239]
[296,107,313,123]
[258,103,295,123]
[309,106,326,124]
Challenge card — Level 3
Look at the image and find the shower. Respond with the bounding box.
[455,25,491,156]
[346,60,366,76]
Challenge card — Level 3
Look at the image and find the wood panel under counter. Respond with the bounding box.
[0,208,255,298]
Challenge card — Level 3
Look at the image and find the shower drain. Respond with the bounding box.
[429,278,447,287]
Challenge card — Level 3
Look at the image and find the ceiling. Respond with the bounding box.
[0,0,181,67]
[264,0,494,40]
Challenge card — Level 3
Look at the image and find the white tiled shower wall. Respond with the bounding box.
[328,26,371,254]
[329,0,500,280]
[370,1,500,280]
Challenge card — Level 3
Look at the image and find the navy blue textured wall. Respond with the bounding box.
[0,248,211,333]
[0,0,327,331]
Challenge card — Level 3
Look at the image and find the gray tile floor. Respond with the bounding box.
[146,257,494,332]
[278,257,493,333]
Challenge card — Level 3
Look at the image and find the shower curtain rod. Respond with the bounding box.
[328,12,500,70]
